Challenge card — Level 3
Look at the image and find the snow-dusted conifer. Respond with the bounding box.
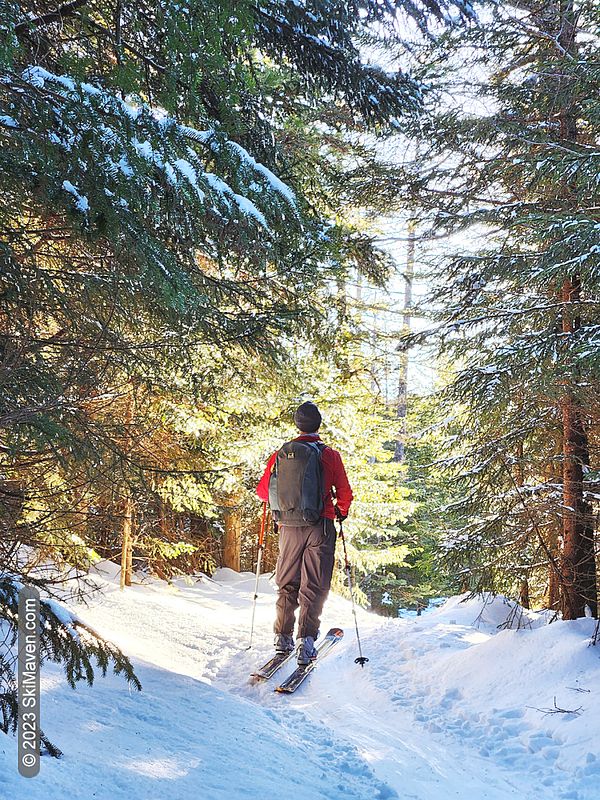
[403,0,600,617]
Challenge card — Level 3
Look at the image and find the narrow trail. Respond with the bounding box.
[32,567,600,800]
[202,572,558,800]
[277,653,524,800]
[226,631,530,799]
[208,572,580,800]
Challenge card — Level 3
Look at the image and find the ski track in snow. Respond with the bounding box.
[1,563,598,799]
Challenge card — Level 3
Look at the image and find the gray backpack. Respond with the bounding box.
[268,440,326,526]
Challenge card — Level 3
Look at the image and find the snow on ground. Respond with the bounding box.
[1,562,599,800]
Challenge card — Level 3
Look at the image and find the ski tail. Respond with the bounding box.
[251,649,296,681]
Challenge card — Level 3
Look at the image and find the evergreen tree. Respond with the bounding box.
[1,0,472,747]
[400,0,600,617]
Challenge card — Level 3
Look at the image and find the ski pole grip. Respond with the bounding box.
[334,504,347,524]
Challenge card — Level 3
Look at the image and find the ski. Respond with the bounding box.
[250,648,296,682]
[275,627,344,694]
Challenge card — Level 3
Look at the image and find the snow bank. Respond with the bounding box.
[363,594,600,800]
[0,661,392,800]
[432,591,551,629]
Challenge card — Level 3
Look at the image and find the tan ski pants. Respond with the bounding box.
[274,518,336,640]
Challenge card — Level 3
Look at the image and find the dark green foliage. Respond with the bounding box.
[399,0,600,610]
[1,0,465,753]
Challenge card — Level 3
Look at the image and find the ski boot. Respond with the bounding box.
[274,633,295,655]
[296,636,318,666]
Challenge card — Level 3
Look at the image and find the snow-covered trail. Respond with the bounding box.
[2,563,598,800]
[217,575,575,800]
[81,564,600,799]
[264,651,526,800]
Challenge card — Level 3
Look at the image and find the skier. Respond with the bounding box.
[256,401,353,666]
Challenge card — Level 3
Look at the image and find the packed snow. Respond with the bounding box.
[1,562,599,799]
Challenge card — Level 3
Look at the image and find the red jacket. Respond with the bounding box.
[256,433,353,520]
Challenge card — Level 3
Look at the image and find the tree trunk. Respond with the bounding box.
[222,474,242,571]
[222,504,241,571]
[393,216,415,463]
[263,514,278,573]
[547,561,560,611]
[560,356,596,618]
[552,1,597,618]
[158,498,169,539]
[120,384,135,590]
[120,494,133,589]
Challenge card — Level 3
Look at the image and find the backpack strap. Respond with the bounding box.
[306,440,326,455]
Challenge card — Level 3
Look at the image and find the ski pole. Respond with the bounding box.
[336,513,369,667]
[247,501,267,650]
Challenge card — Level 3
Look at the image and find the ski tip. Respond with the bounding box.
[325,627,344,638]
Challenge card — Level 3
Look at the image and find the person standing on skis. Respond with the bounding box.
[256,401,353,666]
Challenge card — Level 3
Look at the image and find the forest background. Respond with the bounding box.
[2,0,600,745]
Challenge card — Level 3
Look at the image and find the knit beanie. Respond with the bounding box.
[293,401,322,433]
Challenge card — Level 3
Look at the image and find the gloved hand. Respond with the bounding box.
[335,507,347,522]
